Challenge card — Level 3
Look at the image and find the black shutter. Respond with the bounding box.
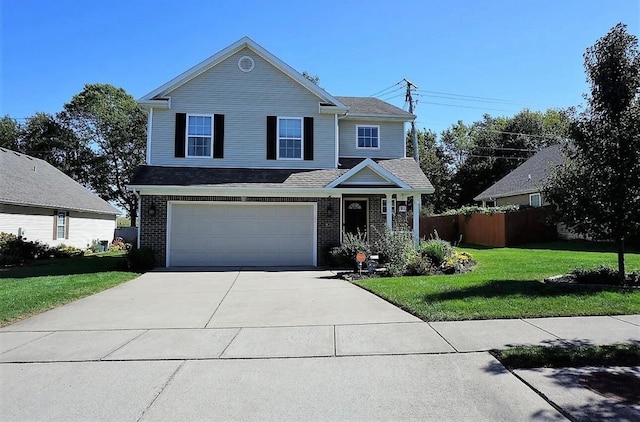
[175,113,186,158]
[304,117,314,161]
[266,115,277,160]
[213,114,224,158]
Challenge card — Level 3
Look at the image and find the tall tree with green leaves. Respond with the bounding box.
[407,129,457,213]
[63,84,147,225]
[545,23,640,281]
[0,115,22,150]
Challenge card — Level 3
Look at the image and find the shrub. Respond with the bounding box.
[51,244,83,258]
[441,250,475,274]
[571,265,639,286]
[126,247,156,272]
[419,239,453,266]
[0,232,50,265]
[330,230,371,269]
[373,222,414,277]
[405,253,434,276]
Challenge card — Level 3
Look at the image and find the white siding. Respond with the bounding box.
[341,167,394,185]
[150,48,336,169]
[339,120,406,159]
[0,204,116,249]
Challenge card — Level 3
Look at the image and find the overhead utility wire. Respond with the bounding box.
[374,86,404,99]
[416,89,523,104]
[369,80,404,97]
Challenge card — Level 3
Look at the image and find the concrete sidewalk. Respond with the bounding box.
[1,270,638,421]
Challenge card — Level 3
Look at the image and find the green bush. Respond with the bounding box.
[330,231,371,269]
[405,252,434,276]
[0,232,50,265]
[571,265,639,285]
[419,239,453,266]
[51,244,83,258]
[126,247,156,272]
[373,222,414,277]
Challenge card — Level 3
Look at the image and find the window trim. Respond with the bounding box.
[185,113,214,158]
[529,193,542,207]
[381,198,396,214]
[276,116,304,160]
[57,211,66,240]
[355,124,381,150]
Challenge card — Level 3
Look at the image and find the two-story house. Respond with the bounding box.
[129,37,434,267]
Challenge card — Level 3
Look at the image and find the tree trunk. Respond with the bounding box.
[616,237,625,283]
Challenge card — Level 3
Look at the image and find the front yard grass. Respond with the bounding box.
[0,252,138,326]
[355,242,640,321]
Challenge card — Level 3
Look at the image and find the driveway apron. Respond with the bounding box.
[0,269,566,421]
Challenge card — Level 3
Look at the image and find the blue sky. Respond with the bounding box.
[1,0,638,135]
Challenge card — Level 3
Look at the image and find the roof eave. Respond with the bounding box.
[340,113,415,122]
[0,199,120,215]
[127,185,433,196]
[474,188,542,201]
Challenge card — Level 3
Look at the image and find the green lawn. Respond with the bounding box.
[0,252,138,326]
[355,241,640,321]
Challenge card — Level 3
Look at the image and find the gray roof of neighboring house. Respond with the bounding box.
[474,144,565,201]
[130,158,433,191]
[335,96,415,119]
[0,148,120,215]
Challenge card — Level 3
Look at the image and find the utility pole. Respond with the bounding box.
[404,78,419,162]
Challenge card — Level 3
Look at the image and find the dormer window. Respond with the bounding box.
[356,125,380,149]
[186,114,213,157]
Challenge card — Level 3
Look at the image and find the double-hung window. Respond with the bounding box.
[356,125,379,149]
[381,198,396,214]
[187,114,213,157]
[529,193,541,207]
[57,212,66,239]
[278,117,303,159]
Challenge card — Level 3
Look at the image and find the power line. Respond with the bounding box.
[418,99,514,112]
[374,85,404,98]
[379,92,406,101]
[369,80,403,97]
[416,89,523,104]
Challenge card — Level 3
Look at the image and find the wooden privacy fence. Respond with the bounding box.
[417,207,557,247]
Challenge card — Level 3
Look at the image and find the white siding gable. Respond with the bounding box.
[149,48,336,169]
[339,167,395,185]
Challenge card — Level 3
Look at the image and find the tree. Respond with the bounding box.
[63,84,147,225]
[0,115,22,150]
[20,112,96,186]
[301,71,319,85]
[544,23,640,281]
[407,129,457,213]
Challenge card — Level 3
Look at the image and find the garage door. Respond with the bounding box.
[168,203,316,266]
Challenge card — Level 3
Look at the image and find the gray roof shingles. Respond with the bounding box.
[130,158,433,191]
[0,148,119,214]
[335,96,415,118]
[474,144,565,201]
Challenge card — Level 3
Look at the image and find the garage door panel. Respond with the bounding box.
[169,203,315,266]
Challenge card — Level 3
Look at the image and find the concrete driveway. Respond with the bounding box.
[0,270,566,421]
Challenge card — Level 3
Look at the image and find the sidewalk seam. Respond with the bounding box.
[427,322,460,353]
[0,331,55,356]
[136,360,185,422]
[101,329,150,360]
[204,270,242,328]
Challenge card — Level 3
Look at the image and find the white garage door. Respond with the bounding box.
[168,203,316,267]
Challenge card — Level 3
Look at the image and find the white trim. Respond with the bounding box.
[403,122,407,158]
[166,201,317,267]
[343,197,369,242]
[185,113,214,159]
[529,193,542,207]
[127,185,433,197]
[137,99,170,110]
[146,108,153,164]
[381,198,396,214]
[326,158,411,189]
[334,114,339,168]
[474,188,542,202]
[138,36,347,110]
[276,116,304,160]
[340,113,414,122]
[355,124,381,150]
[385,194,393,228]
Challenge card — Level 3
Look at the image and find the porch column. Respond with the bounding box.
[413,194,421,247]
[385,193,393,228]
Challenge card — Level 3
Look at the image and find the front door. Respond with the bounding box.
[344,199,368,237]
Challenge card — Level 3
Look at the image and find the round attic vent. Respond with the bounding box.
[238,56,255,72]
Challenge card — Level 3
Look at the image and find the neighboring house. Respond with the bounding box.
[0,148,120,249]
[129,36,434,267]
[473,144,565,208]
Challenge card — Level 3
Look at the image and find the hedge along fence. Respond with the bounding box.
[418,207,557,247]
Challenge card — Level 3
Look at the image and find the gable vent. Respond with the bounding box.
[238,56,255,72]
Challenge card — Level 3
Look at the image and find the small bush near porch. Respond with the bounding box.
[355,242,640,321]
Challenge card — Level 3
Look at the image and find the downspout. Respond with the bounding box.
[132,188,141,248]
